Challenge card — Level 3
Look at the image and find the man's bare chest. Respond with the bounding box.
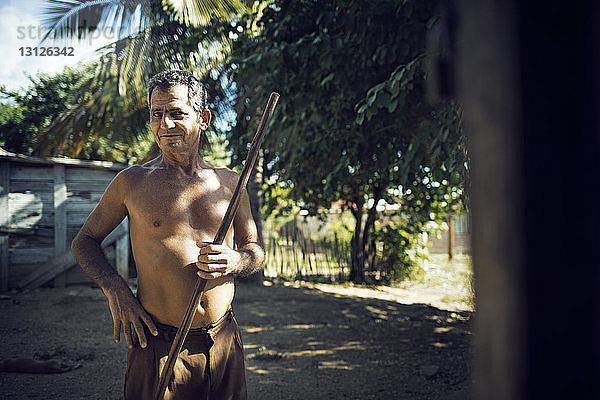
[125,172,232,230]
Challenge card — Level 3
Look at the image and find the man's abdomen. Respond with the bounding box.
[130,227,236,328]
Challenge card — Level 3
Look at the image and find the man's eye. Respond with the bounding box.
[171,112,185,119]
[152,112,162,118]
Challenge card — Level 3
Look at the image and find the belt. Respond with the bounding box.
[154,308,234,342]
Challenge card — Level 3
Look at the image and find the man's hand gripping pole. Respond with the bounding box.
[153,92,280,400]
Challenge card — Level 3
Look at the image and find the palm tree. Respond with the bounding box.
[39,0,250,161]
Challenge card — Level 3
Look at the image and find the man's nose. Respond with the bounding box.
[161,114,176,129]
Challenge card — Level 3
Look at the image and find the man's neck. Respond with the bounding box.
[159,151,208,176]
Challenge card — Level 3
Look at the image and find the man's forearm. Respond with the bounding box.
[71,232,129,293]
[236,243,265,277]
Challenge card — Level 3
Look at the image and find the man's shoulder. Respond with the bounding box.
[116,164,150,181]
[208,165,239,187]
[111,163,157,193]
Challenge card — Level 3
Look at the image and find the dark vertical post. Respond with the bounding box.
[53,165,67,288]
[447,213,454,261]
[460,1,600,399]
[459,2,524,398]
[0,160,9,291]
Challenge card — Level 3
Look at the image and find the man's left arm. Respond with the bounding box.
[196,187,265,279]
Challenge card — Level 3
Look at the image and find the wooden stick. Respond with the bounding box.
[154,92,280,400]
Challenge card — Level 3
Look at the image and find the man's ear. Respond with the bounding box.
[199,110,211,131]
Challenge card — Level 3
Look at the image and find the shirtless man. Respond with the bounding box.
[71,70,264,400]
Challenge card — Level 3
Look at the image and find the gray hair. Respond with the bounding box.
[147,70,208,113]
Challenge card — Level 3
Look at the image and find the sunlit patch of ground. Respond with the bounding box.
[271,252,474,312]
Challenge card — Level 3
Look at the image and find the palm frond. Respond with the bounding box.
[168,0,248,26]
[39,0,245,161]
[41,0,149,43]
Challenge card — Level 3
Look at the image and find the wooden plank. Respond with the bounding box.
[66,191,104,206]
[8,192,52,229]
[10,180,53,193]
[0,161,9,291]
[116,218,129,279]
[0,236,8,292]
[65,202,97,213]
[10,166,53,181]
[0,160,10,229]
[10,248,53,264]
[66,167,117,183]
[67,193,105,205]
[65,212,94,226]
[8,233,53,248]
[67,181,112,192]
[18,220,128,289]
[53,165,67,288]
[8,191,53,205]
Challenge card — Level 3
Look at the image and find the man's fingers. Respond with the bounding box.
[196,269,223,280]
[196,243,223,254]
[113,318,121,343]
[141,313,158,337]
[133,321,147,348]
[123,323,134,349]
[196,261,227,272]
[197,253,227,263]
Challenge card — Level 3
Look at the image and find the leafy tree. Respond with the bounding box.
[0,102,26,154]
[0,69,83,156]
[225,0,467,282]
[0,68,157,163]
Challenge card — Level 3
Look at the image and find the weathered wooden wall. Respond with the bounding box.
[0,152,129,291]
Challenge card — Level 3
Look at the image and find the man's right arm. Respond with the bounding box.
[71,168,157,348]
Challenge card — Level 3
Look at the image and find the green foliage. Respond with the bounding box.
[228,0,438,212]
[224,0,467,282]
[0,102,26,153]
[0,69,84,155]
[36,0,251,163]
[0,68,155,163]
[372,220,428,282]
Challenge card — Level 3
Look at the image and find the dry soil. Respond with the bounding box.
[0,279,472,399]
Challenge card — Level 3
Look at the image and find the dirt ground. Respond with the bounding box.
[0,279,472,399]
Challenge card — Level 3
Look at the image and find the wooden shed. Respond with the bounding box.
[0,148,130,291]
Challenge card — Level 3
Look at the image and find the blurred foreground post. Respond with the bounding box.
[460,1,600,399]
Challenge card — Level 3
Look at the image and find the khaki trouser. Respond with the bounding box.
[124,309,247,400]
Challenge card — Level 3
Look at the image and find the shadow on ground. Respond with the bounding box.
[0,281,472,399]
[235,282,472,400]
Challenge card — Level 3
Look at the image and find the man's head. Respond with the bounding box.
[147,70,211,156]
[148,70,208,114]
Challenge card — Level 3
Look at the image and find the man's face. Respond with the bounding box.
[149,85,210,154]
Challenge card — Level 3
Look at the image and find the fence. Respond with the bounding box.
[263,223,351,281]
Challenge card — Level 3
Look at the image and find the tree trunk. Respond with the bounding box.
[349,206,364,283]
[362,194,381,277]
[348,194,381,283]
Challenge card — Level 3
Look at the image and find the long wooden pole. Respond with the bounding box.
[154,92,280,400]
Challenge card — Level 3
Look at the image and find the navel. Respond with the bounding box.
[153,220,160,228]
